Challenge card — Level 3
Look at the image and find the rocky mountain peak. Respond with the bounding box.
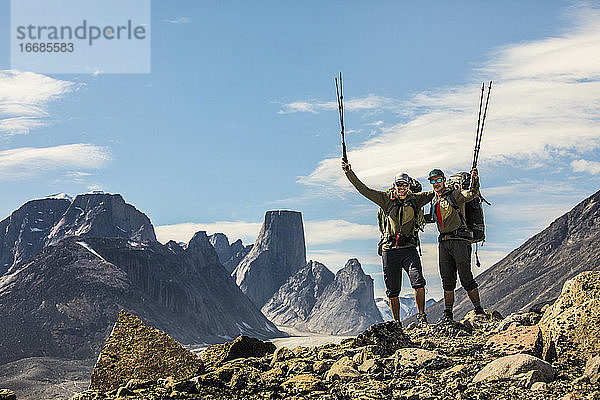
[0,197,71,274]
[186,231,221,267]
[261,260,335,329]
[209,233,232,263]
[47,193,156,246]
[207,233,252,274]
[232,210,306,308]
[305,259,383,335]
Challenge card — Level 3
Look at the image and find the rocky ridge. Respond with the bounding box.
[0,232,281,365]
[66,272,600,400]
[208,233,253,274]
[0,197,71,275]
[0,193,157,276]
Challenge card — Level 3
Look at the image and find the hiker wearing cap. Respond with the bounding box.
[428,168,485,322]
[341,160,434,326]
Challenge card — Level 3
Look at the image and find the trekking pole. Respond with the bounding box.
[335,72,348,163]
[472,82,485,170]
[471,81,492,205]
[474,81,492,168]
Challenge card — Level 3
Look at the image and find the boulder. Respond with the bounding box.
[200,335,276,368]
[485,325,543,357]
[473,354,554,383]
[325,357,360,381]
[496,312,541,332]
[539,271,600,361]
[89,310,203,392]
[584,355,600,385]
[0,389,16,400]
[281,374,325,394]
[393,348,452,371]
[460,309,502,331]
[350,321,412,356]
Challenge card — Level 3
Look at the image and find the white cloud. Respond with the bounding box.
[155,221,262,245]
[156,218,380,247]
[164,17,192,24]
[299,10,600,189]
[306,249,380,272]
[0,144,110,181]
[571,159,600,174]
[304,220,379,245]
[278,95,399,114]
[0,70,76,135]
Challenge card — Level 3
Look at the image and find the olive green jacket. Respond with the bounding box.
[346,170,434,250]
[433,182,480,237]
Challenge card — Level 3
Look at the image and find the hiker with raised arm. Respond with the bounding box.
[427,167,486,322]
[341,160,434,327]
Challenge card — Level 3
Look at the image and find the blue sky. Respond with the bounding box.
[1,1,599,301]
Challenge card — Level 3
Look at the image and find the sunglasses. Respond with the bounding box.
[429,177,443,184]
[395,183,409,188]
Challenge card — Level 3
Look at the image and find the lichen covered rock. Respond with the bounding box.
[89,310,203,392]
[539,271,600,361]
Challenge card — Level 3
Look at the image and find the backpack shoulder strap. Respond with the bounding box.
[444,189,468,226]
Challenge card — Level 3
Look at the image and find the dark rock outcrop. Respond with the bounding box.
[89,310,203,392]
[47,193,156,245]
[305,259,383,335]
[418,189,600,323]
[261,261,335,329]
[0,197,71,275]
[232,210,306,308]
[0,234,281,365]
[200,336,276,369]
[208,233,253,274]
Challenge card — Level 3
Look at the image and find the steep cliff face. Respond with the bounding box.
[0,233,281,365]
[0,197,71,275]
[209,233,253,274]
[47,193,156,245]
[417,189,600,323]
[261,261,335,329]
[306,259,383,335]
[232,211,306,308]
[209,233,233,264]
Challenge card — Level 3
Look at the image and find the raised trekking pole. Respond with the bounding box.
[475,81,492,168]
[335,72,348,163]
[471,81,492,205]
[472,82,485,170]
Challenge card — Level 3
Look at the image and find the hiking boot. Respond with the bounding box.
[416,313,428,328]
[439,310,453,323]
[473,306,489,321]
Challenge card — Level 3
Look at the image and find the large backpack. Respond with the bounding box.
[445,172,485,243]
[376,177,426,255]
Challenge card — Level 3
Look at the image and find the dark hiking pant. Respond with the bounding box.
[382,246,426,298]
[438,239,478,292]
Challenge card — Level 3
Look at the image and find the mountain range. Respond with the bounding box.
[0,193,280,365]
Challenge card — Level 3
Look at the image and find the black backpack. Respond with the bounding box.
[445,172,485,243]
